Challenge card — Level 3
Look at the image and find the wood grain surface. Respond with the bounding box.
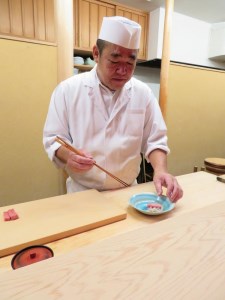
[0,189,126,257]
[1,199,225,300]
[1,171,225,274]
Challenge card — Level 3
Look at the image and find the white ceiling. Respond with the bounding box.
[116,0,225,23]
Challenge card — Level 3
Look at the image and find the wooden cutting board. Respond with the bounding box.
[0,189,127,257]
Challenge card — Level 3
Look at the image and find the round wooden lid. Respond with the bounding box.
[204,158,225,168]
[205,164,225,175]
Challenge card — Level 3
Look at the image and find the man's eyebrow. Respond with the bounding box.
[111,53,137,60]
[129,54,137,60]
[111,53,122,58]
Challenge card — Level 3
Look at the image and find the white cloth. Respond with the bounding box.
[43,65,169,193]
[98,81,119,117]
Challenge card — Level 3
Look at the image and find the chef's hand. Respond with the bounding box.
[153,171,183,203]
[66,150,95,173]
[56,146,95,173]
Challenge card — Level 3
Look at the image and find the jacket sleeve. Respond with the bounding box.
[43,82,71,169]
[141,88,170,162]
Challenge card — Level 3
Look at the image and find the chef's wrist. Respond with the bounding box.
[55,146,70,164]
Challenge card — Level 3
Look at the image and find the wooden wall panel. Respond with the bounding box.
[99,5,115,28]
[138,14,147,58]
[45,0,55,42]
[0,0,11,34]
[79,0,90,48]
[107,7,114,17]
[76,0,115,50]
[124,11,132,19]
[0,0,55,43]
[90,3,98,47]
[22,0,35,38]
[132,13,139,23]
[99,5,107,23]
[9,0,23,36]
[33,0,46,41]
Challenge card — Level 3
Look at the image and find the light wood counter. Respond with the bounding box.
[0,171,225,299]
[0,171,225,276]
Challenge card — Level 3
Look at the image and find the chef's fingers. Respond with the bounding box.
[154,172,183,203]
[154,171,174,196]
[67,153,95,173]
[153,177,164,196]
[166,179,183,202]
[80,149,94,160]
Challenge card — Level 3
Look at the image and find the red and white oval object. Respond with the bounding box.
[11,245,54,270]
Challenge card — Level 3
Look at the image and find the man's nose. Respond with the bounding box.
[116,64,127,75]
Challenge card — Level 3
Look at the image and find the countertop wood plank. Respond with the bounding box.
[0,189,126,257]
[1,198,225,300]
[1,171,225,274]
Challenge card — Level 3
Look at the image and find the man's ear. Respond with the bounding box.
[92,45,99,63]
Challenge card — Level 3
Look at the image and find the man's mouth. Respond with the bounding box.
[112,78,127,81]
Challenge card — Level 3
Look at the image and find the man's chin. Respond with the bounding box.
[110,80,127,90]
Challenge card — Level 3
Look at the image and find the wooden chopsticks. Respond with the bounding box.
[55,136,129,187]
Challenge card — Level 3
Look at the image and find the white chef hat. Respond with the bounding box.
[98,16,141,50]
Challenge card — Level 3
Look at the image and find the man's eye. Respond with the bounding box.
[110,60,118,64]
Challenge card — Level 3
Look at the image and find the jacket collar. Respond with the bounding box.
[83,65,132,122]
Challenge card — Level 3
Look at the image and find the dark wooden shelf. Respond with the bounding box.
[137,59,161,68]
[74,64,93,71]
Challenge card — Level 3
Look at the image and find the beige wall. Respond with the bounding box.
[166,63,225,175]
[0,39,60,206]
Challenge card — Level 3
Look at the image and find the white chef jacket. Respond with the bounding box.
[43,65,169,193]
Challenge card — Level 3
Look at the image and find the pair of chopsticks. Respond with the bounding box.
[55,136,129,187]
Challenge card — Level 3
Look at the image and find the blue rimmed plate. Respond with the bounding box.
[129,193,175,215]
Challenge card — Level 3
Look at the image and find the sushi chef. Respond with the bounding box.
[43,16,183,202]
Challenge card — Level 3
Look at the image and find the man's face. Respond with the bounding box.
[93,43,138,91]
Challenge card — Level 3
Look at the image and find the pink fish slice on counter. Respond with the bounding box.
[3,208,19,221]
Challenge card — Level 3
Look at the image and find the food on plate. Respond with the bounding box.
[147,203,163,213]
